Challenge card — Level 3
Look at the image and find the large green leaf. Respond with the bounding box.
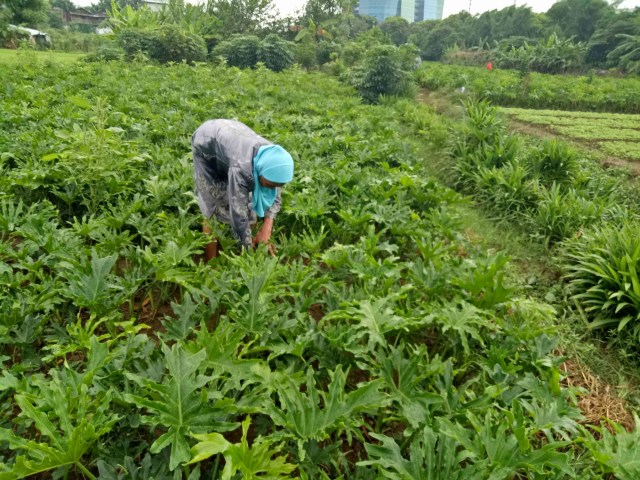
[267,366,384,458]
[125,343,237,470]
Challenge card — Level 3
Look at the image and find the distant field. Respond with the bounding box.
[0,48,84,64]
[416,63,640,114]
[503,107,640,162]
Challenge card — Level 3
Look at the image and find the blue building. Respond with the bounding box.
[358,0,444,23]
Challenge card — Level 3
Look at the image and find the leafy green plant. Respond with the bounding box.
[582,415,640,479]
[530,139,580,186]
[359,425,481,479]
[563,222,640,338]
[0,368,118,479]
[348,45,411,104]
[188,416,297,479]
[124,344,237,470]
[259,34,294,72]
[213,35,260,68]
[267,366,383,458]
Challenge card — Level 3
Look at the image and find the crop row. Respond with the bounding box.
[503,107,640,160]
[416,63,640,114]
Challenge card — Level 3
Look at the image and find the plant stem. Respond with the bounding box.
[76,461,96,480]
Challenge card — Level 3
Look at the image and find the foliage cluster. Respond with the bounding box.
[118,25,206,63]
[416,62,640,113]
[404,2,640,74]
[447,99,640,343]
[448,99,637,244]
[47,29,113,52]
[492,34,586,74]
[212,33,294,71]
[341,44,413,103]
[1,57,636,479]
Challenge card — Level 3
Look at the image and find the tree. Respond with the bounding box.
[420,23,461,60]
[547,0,615,42]
[88,0,145,14]
[379,16,409,46]
[607,33,640,73]
[50,0,75,11]
[408,19,438,52]
[302,0,340,23]
[206,0,276,36]
[4,0,51,26]
[470,6,545,44]
[586,8,640,65]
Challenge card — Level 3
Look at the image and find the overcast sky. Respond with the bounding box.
[271,0,640,17]
[73,0,640,17]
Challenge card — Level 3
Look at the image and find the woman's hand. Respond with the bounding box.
[252,217,275,256]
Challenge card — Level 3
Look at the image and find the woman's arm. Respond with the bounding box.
[227,168,252,249]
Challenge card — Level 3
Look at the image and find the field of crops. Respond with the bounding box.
[1,56,639,479]
[503,108,640,162]
[416,63,640,114]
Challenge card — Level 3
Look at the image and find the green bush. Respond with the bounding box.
[216,35,261,69]
[258,34,294,72]
[563,222,640,339]
[83,44,124,62]
[153,25,206,63]
[294,41,317,69]
[118,26,206,64]
[472,161,541,217]
[316,41,338,65]
[533,185,605,244]
[349,44,411,103]
[339,41,365,67]
[530,139,580,186]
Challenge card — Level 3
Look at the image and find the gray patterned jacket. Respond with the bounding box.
[192,119,283,248]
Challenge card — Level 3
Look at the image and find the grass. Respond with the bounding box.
[0,48,84,65]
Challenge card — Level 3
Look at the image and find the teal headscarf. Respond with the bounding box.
[252,145,294,217]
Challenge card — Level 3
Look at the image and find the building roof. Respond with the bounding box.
[8,24,49,37]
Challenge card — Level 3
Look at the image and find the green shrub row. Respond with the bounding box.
[416,63,640,113]
[212,34,294,72]
[118,26,207,64]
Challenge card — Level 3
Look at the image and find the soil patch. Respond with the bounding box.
[561,358,635,433]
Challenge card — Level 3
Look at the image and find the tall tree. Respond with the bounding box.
[379,16,410,46]
[301,0,355,23]
[50,0,75,12]
[547,0,615,42]
[206,0,275,36]
[4,0,51,26]
[88,0,145,14]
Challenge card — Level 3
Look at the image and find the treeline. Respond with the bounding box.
[406,1,640,74]
[3,0,640,75]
